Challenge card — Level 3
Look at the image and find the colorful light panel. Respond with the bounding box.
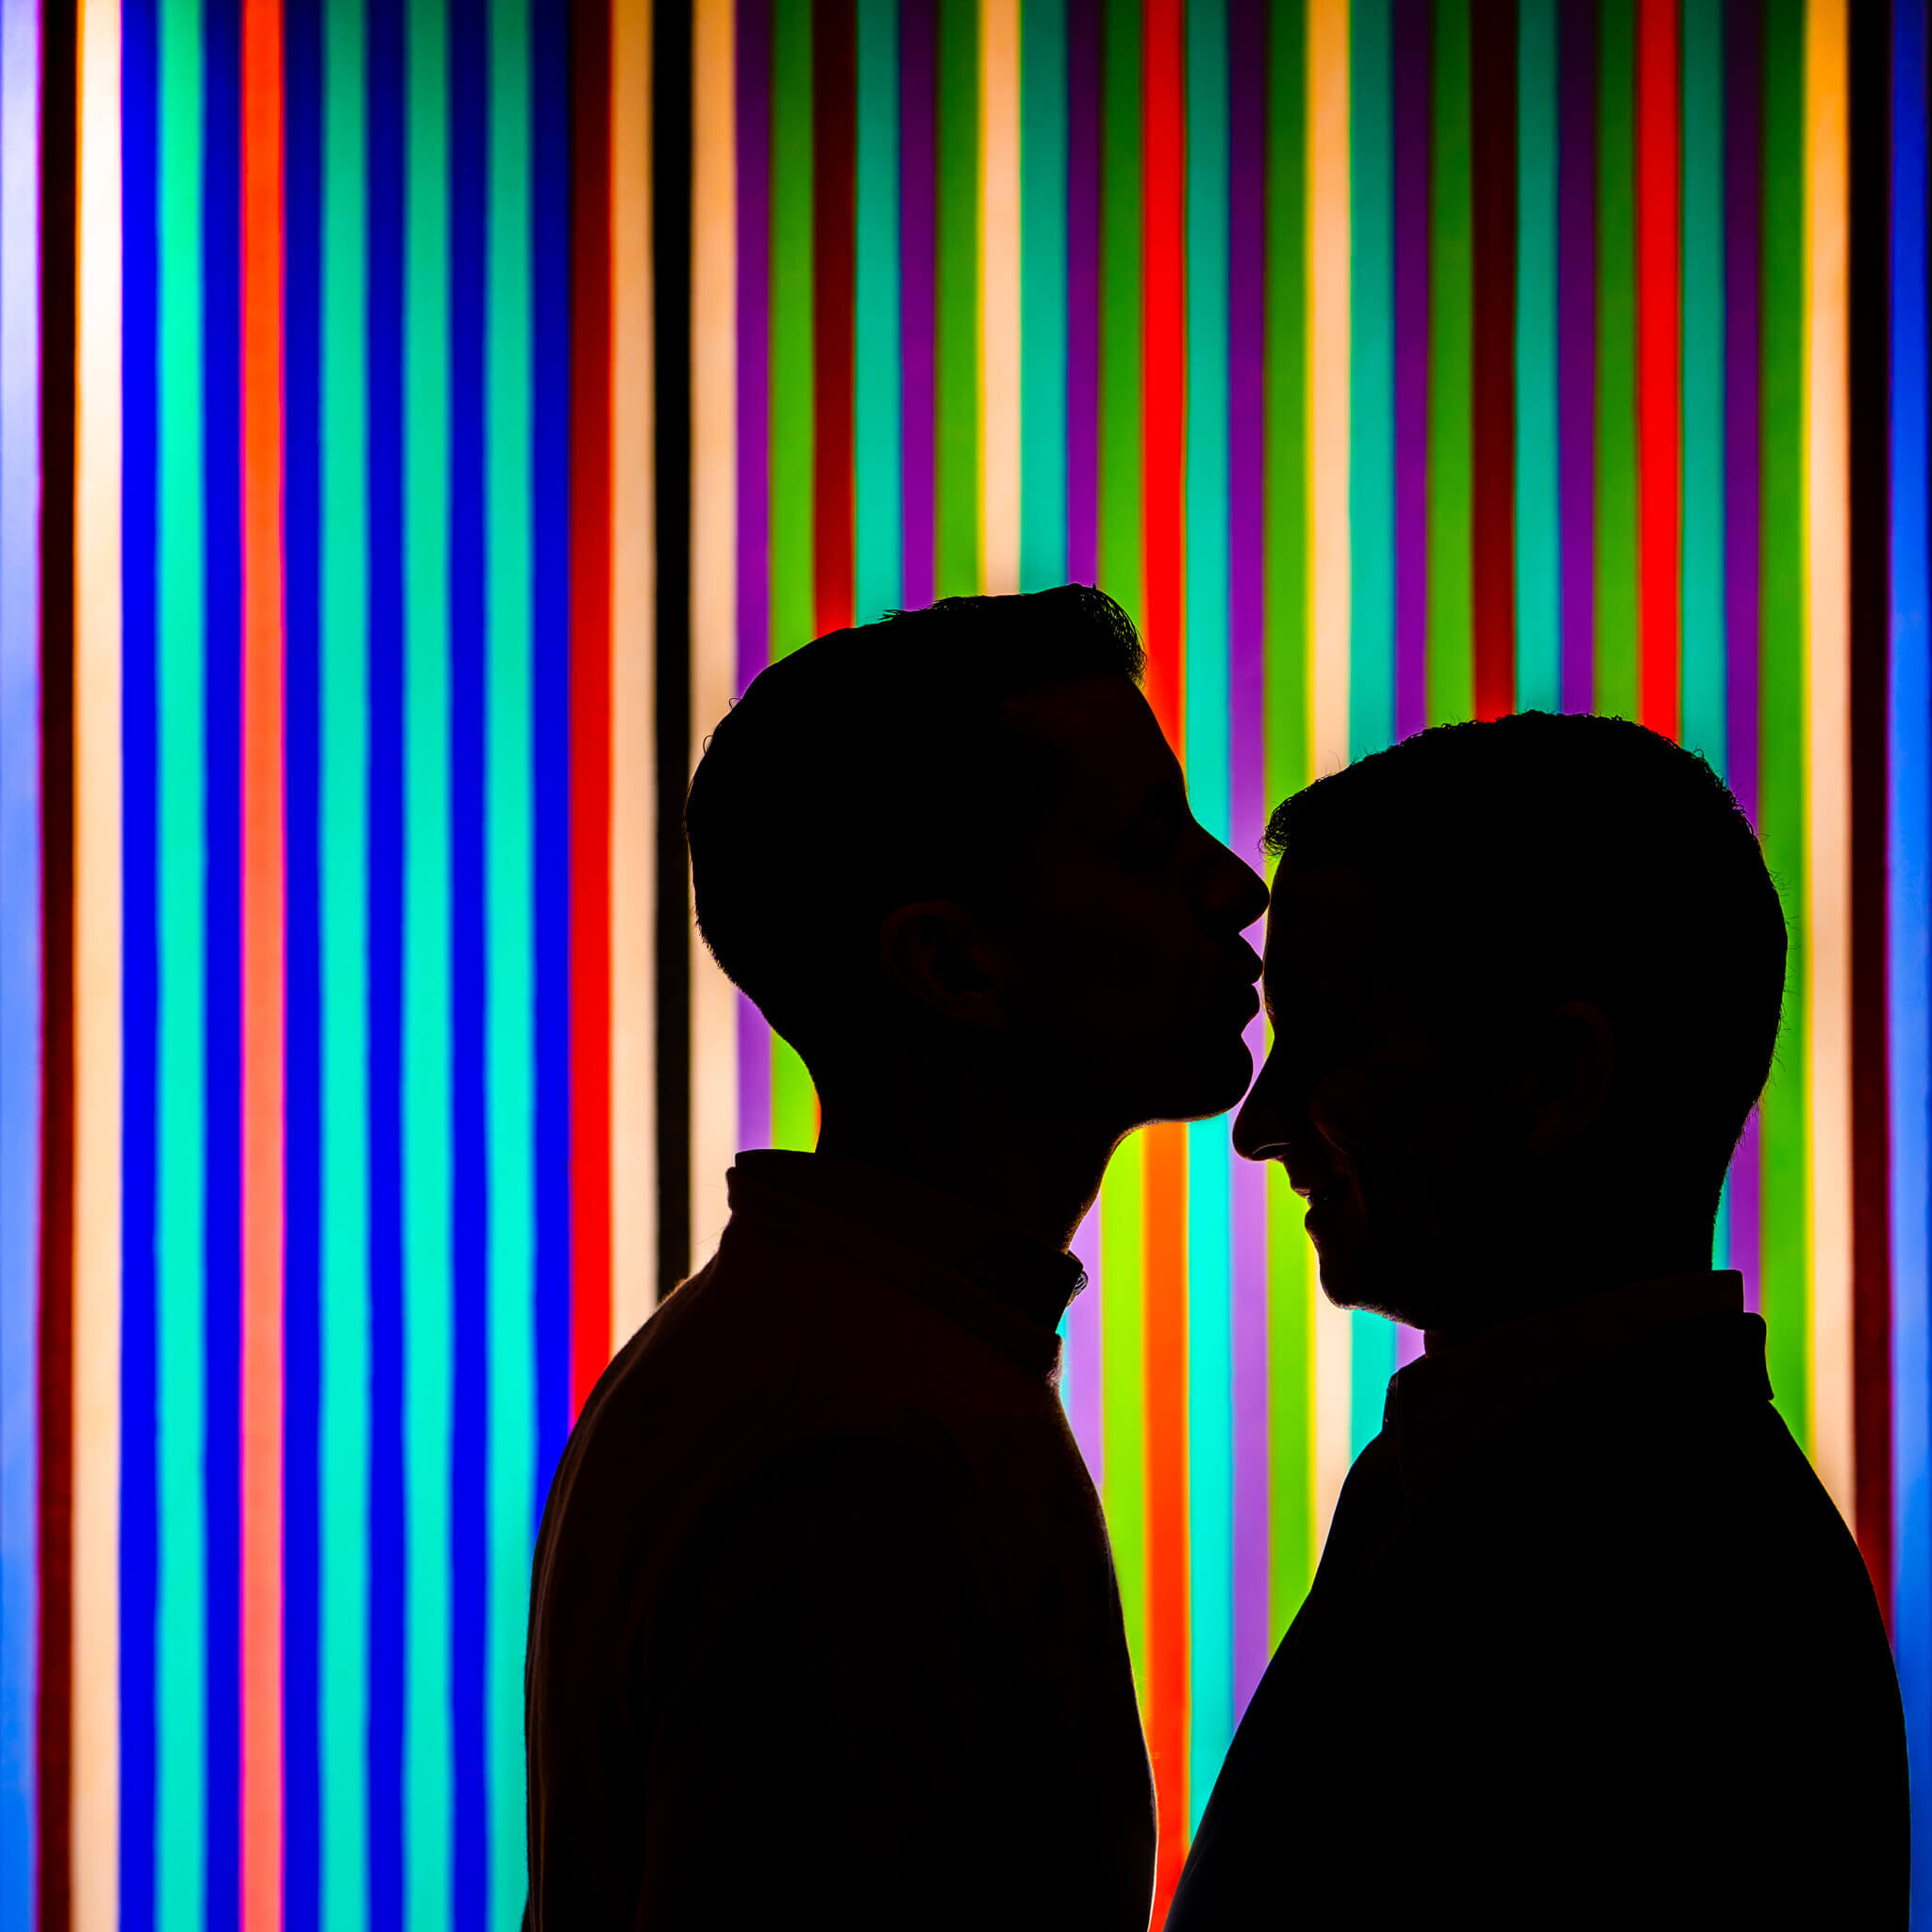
[691,0,1923,1919]
[2,2,1931,1929]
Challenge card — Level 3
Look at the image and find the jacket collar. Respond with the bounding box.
[721,1149,1086,1380]
[1385,1271,1754,1509]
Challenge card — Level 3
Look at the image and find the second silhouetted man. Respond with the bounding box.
[1173,712,1907,1929]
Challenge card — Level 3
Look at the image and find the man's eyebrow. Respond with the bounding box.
[1122,770,1188,826]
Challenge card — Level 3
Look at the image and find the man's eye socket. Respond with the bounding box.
[1122,824,1179,868]
[1121,799,1189,865]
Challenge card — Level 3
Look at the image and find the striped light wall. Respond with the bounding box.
[4,2,1932,1930]
[8,0,662,1927]
[693,0,1924,1923]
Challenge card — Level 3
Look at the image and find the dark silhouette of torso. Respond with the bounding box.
[1171,1278,1908,1929]
[524,1151,1156,1930]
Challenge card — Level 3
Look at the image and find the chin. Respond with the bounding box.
[1314,1254,1366,1312]
[1105,1037,1255,1129]
[1184,1041,1259,1120]
[1315,1239,1433,1328]
[1308,1210,1386,1315]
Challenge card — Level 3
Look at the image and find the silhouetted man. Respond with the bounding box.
[1171,714,1907,1929]
[525,587,1268,1929]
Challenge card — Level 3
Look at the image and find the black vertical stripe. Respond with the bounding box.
[653,0,694,1298]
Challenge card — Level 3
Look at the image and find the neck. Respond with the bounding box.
[814,1083,1121,1254]
[1426,1212,1715,1343]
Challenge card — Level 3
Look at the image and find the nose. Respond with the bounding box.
[1233,1054,1284,1163]
[1208,841,1271,933]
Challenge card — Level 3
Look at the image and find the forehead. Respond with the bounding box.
[1263,862,1379,958]
[996,679,1174,838]
[1259,861,1402,1012]
[1005,676,1173,766]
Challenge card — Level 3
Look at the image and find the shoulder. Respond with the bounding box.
[718,1397,993,1573]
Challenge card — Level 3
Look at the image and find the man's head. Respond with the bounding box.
[688,586,1269,1139]
[1232,712,1787,1334]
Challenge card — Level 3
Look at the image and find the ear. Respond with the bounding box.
[1522,1000,1616,1157]
[876,899,1012,1030]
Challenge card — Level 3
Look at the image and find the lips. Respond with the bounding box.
[1284,1146,1352,1220]
[1297,1174,1353,1249]
[1284,1155,1341,1202]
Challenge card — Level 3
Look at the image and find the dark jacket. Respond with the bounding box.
[524,1150,1156,1930]
[1170,1274,1909,1929]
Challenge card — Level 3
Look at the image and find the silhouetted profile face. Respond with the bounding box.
[1234,861,1519,1323]
[974,676,1268,1125]
[1231,712,1788,1335]
[686,588,1268,1143]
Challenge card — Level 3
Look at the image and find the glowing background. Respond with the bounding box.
[1,0,1929,1927]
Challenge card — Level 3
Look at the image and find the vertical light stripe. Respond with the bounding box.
[1090,0,1145,1700]
[768,0,817,1154]
[734,0,772,1151]
[1264,1161,1316,1642]
[936,0,983,596]
[67,1,125,1904]
[1722,0,1761,1308]
[1515,0,1560,711]
[1185,1111,1232,1828]
[1261,0,1305,821]
[1345,1317,1391,1456]
[610,0,657,1339]
[1425,0,1473,726]
[1226,0,1269,1709]
[1347,0,1392,757]
[768,0,813,657]
[1337,0,1398,1453]
[1101,1136,1148,1697]
[1804,0,1852,1518]
[856,0,903,619]
[403,0,456,1918]
[1097,0,1141,615]
[486,0,540,1916]
[1680,0,1724,763]
[981,0,1020,591]
[1018,0,1067,590]
[1261,0,1318,1638]
[318,0,372,1917]
[691,0,738,1260]
[240,0,288,1920]
[1315,0,1379,1463]
[901,0,940,605]
[1139,0,1191,1874]
[1595,0,1639,717]
[155,3,208,1920]
[1888,0,1931,1896]
[318,0,372,1918]
[1390,0,1427,737]
[1184,0,1231,1827]
[1301,0,1351,1518]
[1311,1263,1353,1546]
[72,4,123,1921]
[1557,0,1596,709]
[0,1,39,1917]
[1064,1196,1103,1482]
[1634,0,1679,735]
[1308,0,1349,774]
[768,1040,816,1151]
[1759,0,1810,1445]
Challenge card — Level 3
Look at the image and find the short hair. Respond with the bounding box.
[1266,712,1788,1211]
[687,585,1145,1059]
